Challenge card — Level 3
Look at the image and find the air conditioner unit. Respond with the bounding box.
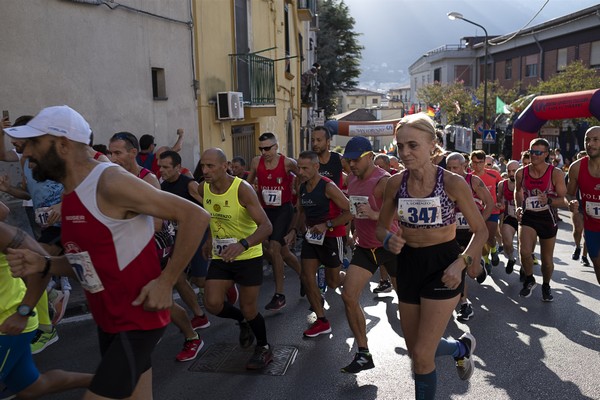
[217,91,244,120]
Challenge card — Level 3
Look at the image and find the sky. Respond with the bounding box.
[342,0,600,91]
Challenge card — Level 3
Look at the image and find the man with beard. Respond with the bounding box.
[311,126,344,187]
[567,127,600,284]
[497,160,520,276]
[515,138,567,301]
[5,105,210,400]
[246,133,301,311]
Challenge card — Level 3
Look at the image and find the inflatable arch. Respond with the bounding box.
[324,119,401,137]
[512,89,600,160]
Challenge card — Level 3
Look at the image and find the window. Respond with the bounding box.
[433,68,441,82]
[372,98,378,104]
[557,48,567,71]
[591,41,600,67]
[525,55,538,77]
[505,59,512,80]
[151,68,167,100]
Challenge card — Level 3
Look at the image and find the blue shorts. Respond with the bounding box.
[0,331,39,393]
[487,214,500,223]
[584,230,600,258]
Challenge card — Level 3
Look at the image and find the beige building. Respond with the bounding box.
[337,89,384,114]
[0,0,316,171]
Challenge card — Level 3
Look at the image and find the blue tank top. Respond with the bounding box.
[395,165,456,229]
[24,158,64,227]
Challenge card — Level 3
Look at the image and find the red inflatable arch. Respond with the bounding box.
[512,89,600,160]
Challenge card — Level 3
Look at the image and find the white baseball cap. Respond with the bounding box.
[3,105,92,145]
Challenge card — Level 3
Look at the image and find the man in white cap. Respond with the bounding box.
[5,105,210,400]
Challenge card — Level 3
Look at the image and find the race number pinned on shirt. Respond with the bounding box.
[65,252,104,294]
[349,196,370,219]
[585,201,600,220]
[213,238,238,257]
[35,207,52,227]
[261,189,282,206]
[525,196,549,211]
[397,197,442,226]
[455,212,469,229]
[305,229,325,245]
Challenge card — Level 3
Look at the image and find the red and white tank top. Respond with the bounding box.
[578,157,600,230]
[523,164,557,213]
[61,163,170,333]
[256,155,293,208]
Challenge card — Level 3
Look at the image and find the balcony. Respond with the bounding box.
[298,0,316,22]
[230,52,276,117]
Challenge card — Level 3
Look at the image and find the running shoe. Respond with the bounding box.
[246,345,273,370]
[239,321,255,348]
[31,328,59,354]
[341,351,375,373]
[226,284,239,304]
[456,302,474,322]
[572,246,581,260]
[581,256,590,267]
[176,337,204,362]
[519,276,537,298]
[191,314,211,330]
[49,289,70,326]
[373,279,393,294]
[303,319,331,338]
[506,259,515,275]
[491,250,500,267]
[454,332,476,380]
[265,294,286,311]
[542,283,554,302]
[532,253,539,265]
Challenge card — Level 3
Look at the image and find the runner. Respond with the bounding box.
[497,160,521,275]
[376,113,487,399]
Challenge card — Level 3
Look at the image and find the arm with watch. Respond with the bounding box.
[0,224,55,335]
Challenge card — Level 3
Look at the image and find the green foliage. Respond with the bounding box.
[316,0,363,118]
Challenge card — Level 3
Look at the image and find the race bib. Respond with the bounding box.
[66,252,104,294]
[349,196,370,219]
[305,229,325,245]
[213,238,238,257]
[507,204,516,218]
[397,197,442,226]
[261,189,282,206]
[525,196,549,211]
[35,207,52,227]
[585,201,600,220]
[456,212,469,229]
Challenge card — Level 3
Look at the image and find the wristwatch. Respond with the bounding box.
[326,220,334,231]
[459,254,473,268]
[239,238,250,251]
[17,304,36,317]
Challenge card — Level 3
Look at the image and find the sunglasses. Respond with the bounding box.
[259,144,276,152]
[528,149,546,156]
[112,132,138,149]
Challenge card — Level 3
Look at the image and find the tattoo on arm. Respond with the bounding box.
[2,228,25,253]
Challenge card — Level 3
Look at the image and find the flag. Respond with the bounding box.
[408,104,415,115]
[496,97,510,114]
[427,105,435,117]
[454,100,461,114]
[471,93,481,106]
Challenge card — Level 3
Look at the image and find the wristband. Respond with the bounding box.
[239,238,250,251]
[41,256,51,278]
[382,231,393,251]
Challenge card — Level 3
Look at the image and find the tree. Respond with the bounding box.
[316,0,363,118]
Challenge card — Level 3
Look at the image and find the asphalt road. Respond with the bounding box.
[35,209,600,400]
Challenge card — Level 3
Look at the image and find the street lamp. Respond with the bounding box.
[448,11,489,153]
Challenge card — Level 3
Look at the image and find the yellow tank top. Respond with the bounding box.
[0,253,38,334]
[203,177,262,260]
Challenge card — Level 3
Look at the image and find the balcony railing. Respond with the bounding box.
[230,53,275,106]
[298,0,316,21]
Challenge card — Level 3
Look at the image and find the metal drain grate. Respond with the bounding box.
[189,343,298,376]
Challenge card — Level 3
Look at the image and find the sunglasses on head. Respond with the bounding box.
[112,132,137,149]
[528,149,546,156]
[259,144,276,152]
